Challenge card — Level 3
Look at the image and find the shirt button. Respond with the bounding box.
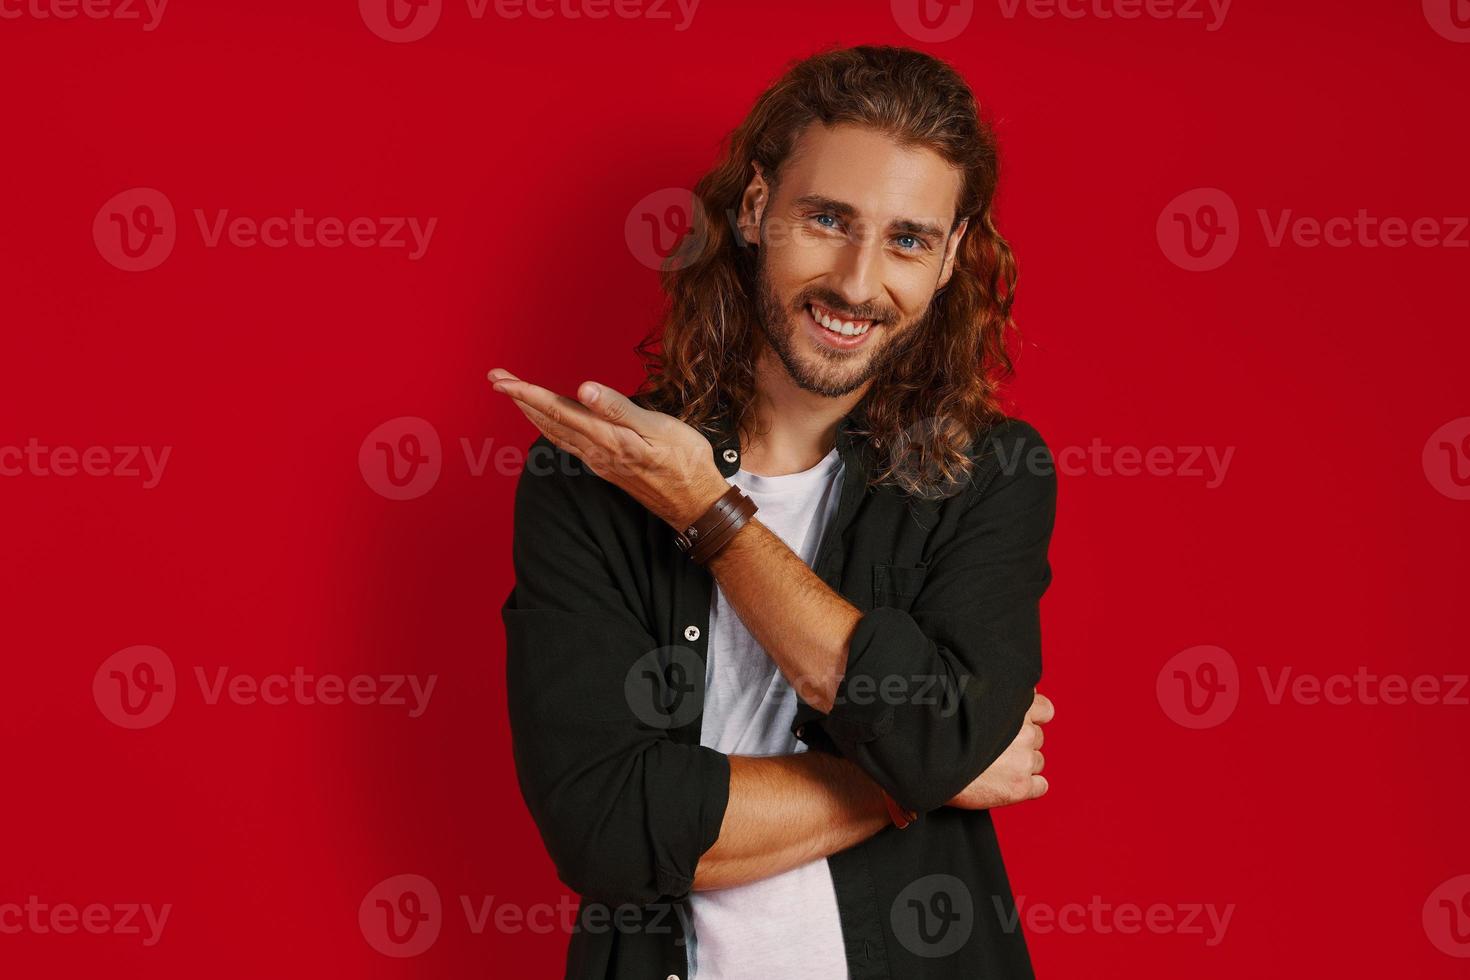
[684,625,701,641]
[722,448,738,463]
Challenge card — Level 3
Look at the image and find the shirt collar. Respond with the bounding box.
[707,396,873,479]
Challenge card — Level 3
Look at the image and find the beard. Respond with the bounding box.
[752,247,927,398]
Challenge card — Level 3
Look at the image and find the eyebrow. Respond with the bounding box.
[790,193,950,243]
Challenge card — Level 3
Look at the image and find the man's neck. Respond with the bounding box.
[739,347,869,478]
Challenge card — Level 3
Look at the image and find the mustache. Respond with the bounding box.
[801,298,887,324]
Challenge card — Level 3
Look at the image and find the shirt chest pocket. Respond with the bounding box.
[871,562,929,612]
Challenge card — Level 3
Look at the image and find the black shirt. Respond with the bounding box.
[501,394,1057,979]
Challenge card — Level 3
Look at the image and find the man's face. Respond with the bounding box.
[743,122,968,398]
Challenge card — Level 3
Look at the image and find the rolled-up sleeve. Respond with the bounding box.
[819,420,1057,813]
[501,437,730,907]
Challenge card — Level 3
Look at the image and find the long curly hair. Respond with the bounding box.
[632,44,1020,499]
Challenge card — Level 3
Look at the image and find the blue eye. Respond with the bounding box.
[814,213,839,228]
[896,235,920,251]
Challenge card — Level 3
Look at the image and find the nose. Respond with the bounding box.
[825,233,884,316]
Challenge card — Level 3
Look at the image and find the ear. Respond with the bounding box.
[936,216,969,291]
[738,163,769,248]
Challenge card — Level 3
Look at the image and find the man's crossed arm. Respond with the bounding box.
[694,692,1052,891]
[494,371,1057,902]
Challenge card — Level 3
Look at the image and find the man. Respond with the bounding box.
[495,45,1057,980]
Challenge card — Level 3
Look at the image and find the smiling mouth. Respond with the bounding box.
[806,302,877,337]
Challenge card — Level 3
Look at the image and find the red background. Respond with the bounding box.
[3,0,1467,976]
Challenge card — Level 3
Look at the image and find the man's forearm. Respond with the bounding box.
[705,517,858,713]
[692,750,890,891]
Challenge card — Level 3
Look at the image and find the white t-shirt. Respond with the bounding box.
[687,444,849,980]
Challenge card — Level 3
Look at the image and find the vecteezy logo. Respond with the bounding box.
[359,417,443,500]
[359,0,442,42]
[891,874,974,958]
[1424,875,1470,957]
[1423,417,1470,501]
[1423,0,1470,42]
[624,188,708,272]
[1156,188,1240,272]
[94,188,177,272]
[623,646,705,729]
[93,645,177,729]
[359,874,442,957]
[890,0,973,42]
[1156,645,1240,729]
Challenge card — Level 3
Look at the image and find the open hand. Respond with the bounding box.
[488,368,730,529]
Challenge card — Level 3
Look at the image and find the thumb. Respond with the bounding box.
[577,382,661,436]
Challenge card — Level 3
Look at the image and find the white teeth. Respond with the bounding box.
[809,304,871,337]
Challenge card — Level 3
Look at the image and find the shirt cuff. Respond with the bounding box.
[652,744,731,898]
[820,605,923,748]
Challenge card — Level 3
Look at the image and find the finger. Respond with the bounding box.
[505,388,601,454]
[575,382,667,441]
[1029,722,1043,750]
[509,397,598,463]
[1030,774,1049,799]
[516,396,652,481]
[494,377,619,447]
[1031,750,1044,774]
[1029,692,1055,724]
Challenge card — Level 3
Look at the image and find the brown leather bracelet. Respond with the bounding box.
[673,485,739,559]
[674,485,758,565]
[688,488,757,564]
